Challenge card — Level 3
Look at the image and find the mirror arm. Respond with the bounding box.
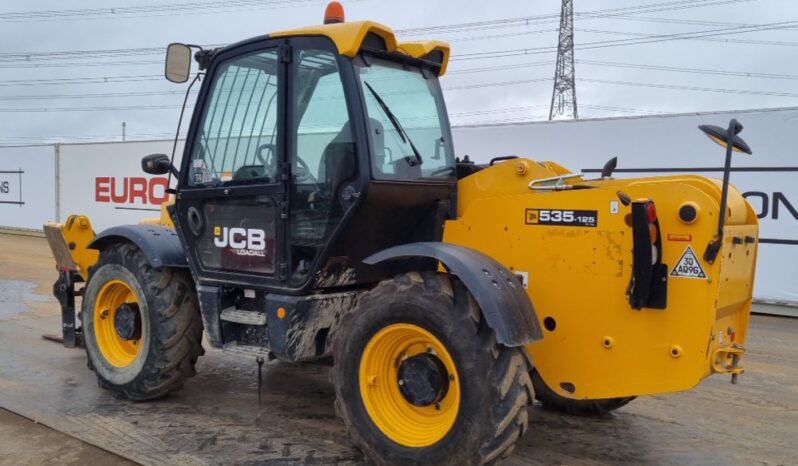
[704,118,737,264]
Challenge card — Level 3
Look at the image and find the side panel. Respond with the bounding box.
[445,164,756,400]
[452,108,796,305]
[364,242,543,346]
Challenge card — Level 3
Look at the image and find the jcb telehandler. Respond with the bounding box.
[45,3,758,464]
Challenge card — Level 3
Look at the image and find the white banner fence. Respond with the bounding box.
[0,107,795,306]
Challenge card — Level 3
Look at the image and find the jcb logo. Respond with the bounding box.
[214,226,266,256]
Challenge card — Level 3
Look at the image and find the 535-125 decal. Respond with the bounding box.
[525,208,598,227]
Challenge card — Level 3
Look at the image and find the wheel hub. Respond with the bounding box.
[397,352,450,407]
[114,302,141,341]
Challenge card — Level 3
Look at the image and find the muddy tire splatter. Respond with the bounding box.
[332,271,533,465]
[82,242,204,400]
[531,369,635,416]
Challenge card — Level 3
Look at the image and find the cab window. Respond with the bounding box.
[188,49,280,186]
[355,56,454,180]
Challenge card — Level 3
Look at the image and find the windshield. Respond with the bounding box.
[356,56,454,180]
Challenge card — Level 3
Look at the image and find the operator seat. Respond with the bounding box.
[317,119,383,216]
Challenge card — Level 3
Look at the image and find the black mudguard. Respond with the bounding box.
[364,242,543,347]
[88,225,188,269]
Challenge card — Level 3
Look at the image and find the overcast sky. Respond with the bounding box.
[0,0,795,145]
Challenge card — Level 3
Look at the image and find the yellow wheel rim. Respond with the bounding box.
[93,279,142,367]
[359,323,460,447]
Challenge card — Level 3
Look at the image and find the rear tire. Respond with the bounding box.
[332,271,533,465]
[531,369,634,416]
[82,242,204,400]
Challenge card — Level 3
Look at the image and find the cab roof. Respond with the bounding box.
[271,20,450,75]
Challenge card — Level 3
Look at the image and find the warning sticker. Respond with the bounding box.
[670,245,706,278]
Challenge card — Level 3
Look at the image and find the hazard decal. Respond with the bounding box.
[670,245,706,278]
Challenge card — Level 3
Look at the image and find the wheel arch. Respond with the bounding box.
[363,242,543,346]
[89,225,188,269]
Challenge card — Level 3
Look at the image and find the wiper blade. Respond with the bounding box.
[363,80,423,166]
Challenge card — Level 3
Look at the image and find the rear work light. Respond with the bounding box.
[645,202,657,223]
[628,199,667,310]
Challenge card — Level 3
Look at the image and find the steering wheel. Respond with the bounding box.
[255,143,277,174]
[294,156,318,185]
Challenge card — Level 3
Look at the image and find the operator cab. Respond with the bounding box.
[159,12,456,293]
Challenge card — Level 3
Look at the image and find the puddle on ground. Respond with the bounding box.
[0,279,51,317]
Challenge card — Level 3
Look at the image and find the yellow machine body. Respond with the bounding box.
[443,159,757,400]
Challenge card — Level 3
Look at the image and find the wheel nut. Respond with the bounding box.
[398,379,404,386]
[100,310,109,319]
[448,374,455,381]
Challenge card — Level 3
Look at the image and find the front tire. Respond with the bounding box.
[82,242,204,400]
[531,369,635,416]
[332,272,533,465]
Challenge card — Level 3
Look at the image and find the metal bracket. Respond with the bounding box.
[53,270,84,348]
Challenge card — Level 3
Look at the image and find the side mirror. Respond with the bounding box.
[142,153,173,175]
[165,43,192,83]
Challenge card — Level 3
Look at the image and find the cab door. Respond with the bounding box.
[175,40,288,288]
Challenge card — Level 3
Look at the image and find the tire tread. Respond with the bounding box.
[84,242,203,401]
[333,272,533,466]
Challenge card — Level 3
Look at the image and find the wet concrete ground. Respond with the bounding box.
[0,408,136,466]
[0,233,796,465]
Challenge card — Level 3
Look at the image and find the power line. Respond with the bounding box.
[4,72,794,113]
[599,14,798,31]
[0,59,163,70]
[450,19,798,61]
[580,104,665,115]
[0,0,326,23]
[445,78,553,91]
[399,0,755,35]
[448,61,554,75]
[0,47,168,62]
[0,0,757,62]
[578,60,798,80]
[0,90,190,101]
[578,27,798,47]
[0,104,192,113]
[0,75,163,87]
[446,25,798,48]
[3,20,794,71]
[581,78,798,98]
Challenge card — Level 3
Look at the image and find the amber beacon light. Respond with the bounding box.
[324,1,345,24]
